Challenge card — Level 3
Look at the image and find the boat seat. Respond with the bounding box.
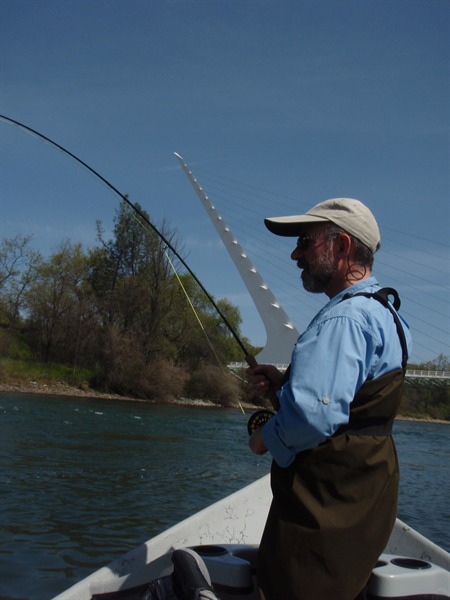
[172,548,220,600]
[91,548,220,600]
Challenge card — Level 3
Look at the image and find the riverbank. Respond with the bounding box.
[0,380,259,410]
[0,380,148,402]
[1,379,448,423]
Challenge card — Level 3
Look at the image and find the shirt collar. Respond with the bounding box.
[328,276,379,309]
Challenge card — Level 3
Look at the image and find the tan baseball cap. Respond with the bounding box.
[264,198,381,253]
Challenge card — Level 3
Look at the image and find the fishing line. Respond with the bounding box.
[126,204,247,410]
[0,114,257,371]
[126,208,247,414]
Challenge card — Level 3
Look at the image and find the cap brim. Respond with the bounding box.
[264,215,329,237]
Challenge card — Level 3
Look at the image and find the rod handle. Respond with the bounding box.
[245,354,258,368]
[245,354,280,411]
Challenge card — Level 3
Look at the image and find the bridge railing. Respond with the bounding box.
[228,363,450,380]
[228,362,289,372]
[406,370,450,379]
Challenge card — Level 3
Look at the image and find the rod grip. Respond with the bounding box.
[245,354,280,411]
[245,354,258,368]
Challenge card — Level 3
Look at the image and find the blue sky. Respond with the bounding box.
[0,0,448,365]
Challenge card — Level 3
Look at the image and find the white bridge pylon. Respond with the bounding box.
[175,153,299,365]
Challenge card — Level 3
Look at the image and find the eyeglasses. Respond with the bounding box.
[295,233,326,251]
[295,231,340,251]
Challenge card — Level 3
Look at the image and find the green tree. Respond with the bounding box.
[88,202,190,394]
[172,274,248,369]
[0,205,251,403]
[25,240,94,364]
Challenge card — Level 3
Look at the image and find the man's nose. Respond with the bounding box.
[291,246,301,260]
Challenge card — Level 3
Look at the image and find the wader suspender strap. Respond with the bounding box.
[336,287,409,437]
[278,288,408,435]
[342,287,409,371]
[280,364,291,386]
[280,287,408,389]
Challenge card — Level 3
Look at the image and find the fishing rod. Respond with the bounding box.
[0,114,257,368]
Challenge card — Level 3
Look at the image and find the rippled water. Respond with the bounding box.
[0,393,448,600]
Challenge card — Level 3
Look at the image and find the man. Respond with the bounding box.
[247,198,412,600]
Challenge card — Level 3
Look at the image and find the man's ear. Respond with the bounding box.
[337,232,352,255]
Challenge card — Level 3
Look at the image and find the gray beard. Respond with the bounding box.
[301,252,337,294]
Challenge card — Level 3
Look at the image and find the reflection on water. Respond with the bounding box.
[0,393,448,599]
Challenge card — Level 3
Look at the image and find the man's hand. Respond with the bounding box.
[246,364,283,409]
[249,426,268,455]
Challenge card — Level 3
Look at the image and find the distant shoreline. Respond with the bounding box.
[0,381,448,424]
[0,381,256,410]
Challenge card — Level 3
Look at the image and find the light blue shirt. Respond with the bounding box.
[263,277,412,468]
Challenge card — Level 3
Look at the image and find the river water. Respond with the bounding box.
[1,393,449,600]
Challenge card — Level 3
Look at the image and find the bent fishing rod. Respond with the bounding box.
[0,114,257,368]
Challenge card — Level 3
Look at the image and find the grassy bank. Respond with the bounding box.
[0,357,93,389]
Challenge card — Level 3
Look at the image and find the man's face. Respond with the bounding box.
[291,225,338,294]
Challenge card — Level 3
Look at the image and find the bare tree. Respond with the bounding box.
[0,234,41,326]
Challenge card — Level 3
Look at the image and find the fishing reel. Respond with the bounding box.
[247,409,275,435]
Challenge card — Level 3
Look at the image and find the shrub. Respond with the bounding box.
[185,365,243,407]
[138,357,189,401]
